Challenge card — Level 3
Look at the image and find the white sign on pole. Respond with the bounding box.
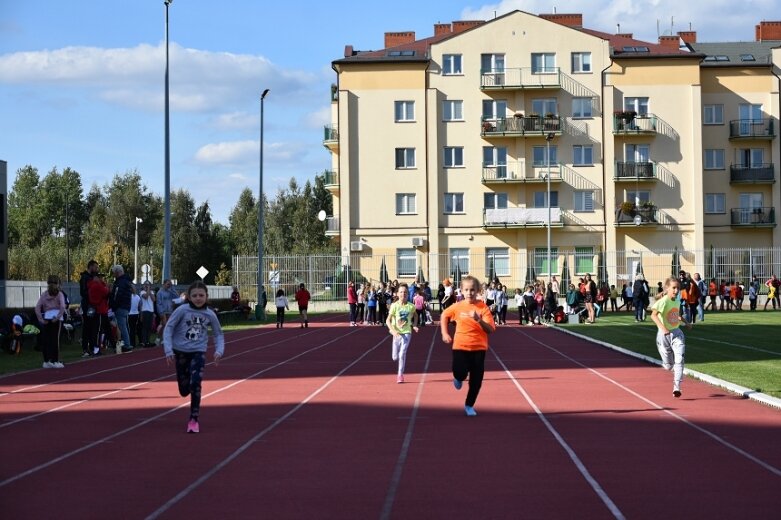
[196,266,209,280]
[141,264,152,283]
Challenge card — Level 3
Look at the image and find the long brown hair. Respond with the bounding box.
[46,275,60,297]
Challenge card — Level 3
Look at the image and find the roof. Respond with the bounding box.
[688,41,780,66]
[332,33,452,65]
[579,28,700,59]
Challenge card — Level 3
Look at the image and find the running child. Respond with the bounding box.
[440,275,496,416]
[651,276,692,398]
[163,281,225,433]
[386,283,419,383]
[295,283,311,328]
[275,288,290,328]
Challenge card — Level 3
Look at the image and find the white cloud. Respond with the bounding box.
[300,106,332,130]
[212,111,259,131]
[194,140,257,165]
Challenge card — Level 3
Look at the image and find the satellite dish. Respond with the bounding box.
[317,210,326,222]
[633,215,642,226]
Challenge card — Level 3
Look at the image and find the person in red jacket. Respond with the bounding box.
[347,281,358,326]
[295,283,311,328]
[87,273,111,355]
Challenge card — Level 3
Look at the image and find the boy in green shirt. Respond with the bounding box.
[386,283,419,383]
[651,277,692,398]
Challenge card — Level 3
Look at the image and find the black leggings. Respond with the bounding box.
[174,350,206,420]
[452,350,486,407]
[41,320,61,363]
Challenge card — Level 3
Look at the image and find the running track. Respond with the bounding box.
[1,315,779,519]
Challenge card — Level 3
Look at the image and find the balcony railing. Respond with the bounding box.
[729,164,775,183]
[482,161,562,183]
[324,216,340,235]
[483,207,563,228]
[614,162,656,180]
[323,169,339,187]
[615,203,658,225]
[480,67,562,89]
[730,207,776,226]
[323,125,339,146]
[729,119,775,139]
[613,113,657,135]
[481,115,562,137]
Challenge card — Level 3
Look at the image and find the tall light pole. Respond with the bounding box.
[134,217,143,284]
[545,132,555,285]
[162,0,173,282]
[64,190,70,283]
[256,88,270,320]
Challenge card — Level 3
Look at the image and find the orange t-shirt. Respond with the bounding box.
[440,300,495,351]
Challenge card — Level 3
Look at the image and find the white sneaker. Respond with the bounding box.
[42,361,54,369]
[115,344,122,354]
[52,361,65,368]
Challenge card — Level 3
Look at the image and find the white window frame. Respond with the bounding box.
[484,192,508,209]
[444,193,465,214]
[395,148,416,169]
[397,248,417,277]
[574,246,594,275]
[705,193,726,214]
[395,193,417,215]
[573,145,594,166]
[535,247,559,275]
[531,53,556,74]
[485,248,510,277]
[739,192,763,209]
[736,148,764,167]
[571,52,592,73]
[573,190,594,212]
[625,97,649,115]
[534,191,559,208]
[572,97,593,118]
[703,104,724,125]
[532,98,557,116]
[394,101,415,122]
[444,146,464,168]
[449,248,470,276]
[533,145,557,167]
[442,54,463,75]
[704,149,725,170]
[480,53,505,73]
[443,100,464,121]
[482,99,507,120]
[627,190,651,204]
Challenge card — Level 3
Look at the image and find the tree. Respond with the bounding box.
[169,189,199,282]
[7,165,49,247]
[228,188,258,255]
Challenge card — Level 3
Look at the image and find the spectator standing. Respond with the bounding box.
[110,265,134,353]
[88,273,111,354]
[156,279,180,345]
[35,275,66,368]
[765,274,781,310]
[347,281,358,326]
[632,274,647,322]
[295,283,311,328]
[749,277,759,311]
[551,275,560,305]
[78,260,99,356]
[694,273,706,322]
[128,286,141,349]
[140,282,156,347]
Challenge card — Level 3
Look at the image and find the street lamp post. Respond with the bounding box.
[545,132,555,285]
[64,191,70,283]
[134,217,143,284]
[162,0,173,282]
[256,88,270,320]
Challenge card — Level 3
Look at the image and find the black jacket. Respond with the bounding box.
[110,274,133,311]
[79,270,94,309]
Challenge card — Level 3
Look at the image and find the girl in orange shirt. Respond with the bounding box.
[440,275,496,416]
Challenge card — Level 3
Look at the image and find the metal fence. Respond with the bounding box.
[233,247,781,301]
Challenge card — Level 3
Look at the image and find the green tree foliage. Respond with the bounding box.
[228,188,258,255]
[8,165,48,247]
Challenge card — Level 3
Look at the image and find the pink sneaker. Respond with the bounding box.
[396,374,404,384]
[186,419,199,433]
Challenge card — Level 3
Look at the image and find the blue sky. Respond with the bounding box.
[1,0,778,224]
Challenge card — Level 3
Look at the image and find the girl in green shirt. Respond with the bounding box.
[386,283,419,383]
[651,277,692,398]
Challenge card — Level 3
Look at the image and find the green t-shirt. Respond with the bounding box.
[651,294,682,331]
[388,301,415,334]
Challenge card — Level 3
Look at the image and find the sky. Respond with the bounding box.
[1,0,779,224]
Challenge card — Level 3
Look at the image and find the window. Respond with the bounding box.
[444,147,464,168]
[532,98,557,116]
[388,50,415,57]
[705,193,726,214]
[704,149,725,170]
[741,54,756,62]
[483,146,508,178]
[443,100,463,121]
[535,247,559,275]
[571,52,592,73]
[736,148,764,168]
[533,145,557,167]
[626,144,650,163]
[703,104,723,125]
[739,193,763,209]
[622,46,649,52]
[395,193,416,214]
[574,191,594,212]
[482,99,507,120]
[627,190,651,204]
[572,98,593,118]
[395,148,416,169]
[480,53,505,73]
[449,248,470,276]
[484,192,508,209]
[534,191,558,208]
[573,145,593,166]
[444,193,464,214]
[442,54,463,75]
[394,101,415,122]
[574,247,594,274]
[624,97,649,116]
[486,248,510,277]
[531,53,556,73]
[397,248,417,277]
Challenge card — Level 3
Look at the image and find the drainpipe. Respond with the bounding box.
[600,51,615,275]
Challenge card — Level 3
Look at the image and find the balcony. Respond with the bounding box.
[613,112,658,136]
[729,119,775,140]
[730,207,776,227]
[323,169,339,191]
[729,164,775,184]
[323,125,339,150]
[482,161,562,184]
[481,115,562,138]
[324,216,340,236]
[480,67,562,90]
[615,203,659,226]
[614,162,657,181]
[483,207,563,228]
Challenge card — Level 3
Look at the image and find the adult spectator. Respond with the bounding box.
[156,279,179,345]
[35,275,66,368]
[766,274,781,310]
[139,282,156,347]
[693,273,706,322]
[128,285,141,349]
[78,260,99,356]
[632,273,647,322]
[87,272,111,354]
[551,275,560,304]
[347,281,358,326]
[110,265,134,353]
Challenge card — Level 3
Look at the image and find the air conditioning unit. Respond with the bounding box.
[411,237,425,247]
[349,241,364,252]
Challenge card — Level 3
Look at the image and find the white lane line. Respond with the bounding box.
[145,334,389,520]
[491,348,626,520]
[380,333,437,520]
[0,328,363,488]
[514,328,781,478]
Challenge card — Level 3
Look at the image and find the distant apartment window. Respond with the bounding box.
[533,145,557,167]
[444,193,464,214]
[572,97,593,118]
[534,191,559,208]
[531,53,556,73]
[482,99,507,120]
[486,248,510,277]
[741,54,756,62]
[703,104,724,125]
[573,145,594,166]
[705,193,726,214]
[395,148,416,169]
[480,53,505,73]
[532,98,557,116]
[394,101,415,122]
[443,100,464,121]
[444,147,464,168]
[573,191,594,212]
[571,52,592,73]
[484,192,508,209]
[482,146,508,166]
[535,247,559,274]
[625,97,649,116]
[397,248,417,277]
[442,54,463,75]
[704,149,725,170]
[395,193,416,214]
[627,190,651,204]
[575,247,594,274]
[450,248,470,276]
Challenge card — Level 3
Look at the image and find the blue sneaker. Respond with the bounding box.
[464,405,477,417]
[453,378,462,390]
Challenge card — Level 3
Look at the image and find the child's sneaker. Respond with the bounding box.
[453,378,462,390]
[81,351,91,358]
[52,361,65,368]
[673,385,682,398]
[396,374,404,384]
[42,361,54,369]
[186,419,199,433]
[662,363,673,371]
[464,405,477,417]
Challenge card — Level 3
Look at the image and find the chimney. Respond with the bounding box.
[539,13,583,28]
[756,21,781,41]
[452,20,484,33]
[616,33,634,39]
[434,23,452,36]
[344,45,354,58]
[384,31,415,49]
[658,35,680,50]
[678,31,697,44]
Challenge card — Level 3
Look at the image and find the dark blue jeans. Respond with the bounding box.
[175,350,206,420]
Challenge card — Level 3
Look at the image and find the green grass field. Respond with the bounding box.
[560,310,781,399]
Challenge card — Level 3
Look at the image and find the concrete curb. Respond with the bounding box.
[554,325,781,411]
